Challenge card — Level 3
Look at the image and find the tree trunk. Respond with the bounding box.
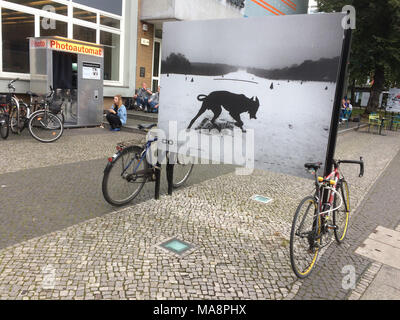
[366,66,385,114]
[350,78,356,105]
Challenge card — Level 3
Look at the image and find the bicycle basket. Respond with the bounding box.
[0,93,11,105]
[49,101,62,113]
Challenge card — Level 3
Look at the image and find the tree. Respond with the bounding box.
[162,53,191,74]
[317,0,400,114]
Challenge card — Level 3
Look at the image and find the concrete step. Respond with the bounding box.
[127,110,158,123]
[103,115,156,135]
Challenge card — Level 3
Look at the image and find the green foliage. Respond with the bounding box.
[317,0,400,88]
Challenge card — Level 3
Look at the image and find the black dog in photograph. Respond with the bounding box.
[187,91,260,132]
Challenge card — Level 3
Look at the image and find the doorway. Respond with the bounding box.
[52,51,78,125]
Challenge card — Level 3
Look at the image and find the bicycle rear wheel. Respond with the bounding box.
[0,106,9,140]
[9,104,27,134]
[290,196,321,279]
[28,111,64,143]
[333,179,350,243]
[102,146,148,206]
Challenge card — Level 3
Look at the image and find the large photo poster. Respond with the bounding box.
[387,88,400,112]
[158,13,346,178]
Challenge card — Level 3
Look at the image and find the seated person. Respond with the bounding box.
[148,86,160,113]
[106,95,127,131]
[346,99,353,118]
[133,82,153,111]
[339,98,348,121]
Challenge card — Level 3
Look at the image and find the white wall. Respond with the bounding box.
[141,0,243,22]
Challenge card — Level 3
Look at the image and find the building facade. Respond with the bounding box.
[4,1,313,105]
[0,0,138,99]
[137,0,245,92]
[245,0,309,17]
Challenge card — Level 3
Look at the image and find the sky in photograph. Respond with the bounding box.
[162,13,345,70]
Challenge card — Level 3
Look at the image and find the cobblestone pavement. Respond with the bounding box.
[0,128,399,300]
[0,128,236,249]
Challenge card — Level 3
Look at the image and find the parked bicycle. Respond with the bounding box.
[289,158,364,279]
[6,79,64,143]
[0,102,10,140]
[0,79,20,139]
[102,124,194,206]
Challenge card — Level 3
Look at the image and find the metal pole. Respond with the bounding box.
[324,28,353,177]
[154,162,161,200]
[167,163,174,196]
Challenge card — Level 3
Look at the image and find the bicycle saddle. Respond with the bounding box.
[138,124,157,130]
[26,91,39,98]
[304,163,322,171]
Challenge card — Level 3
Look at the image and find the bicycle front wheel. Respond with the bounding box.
[0,106,9,140]
[173,162,194,188]
[334,179,350,243]
[290,196,321,279]
[28,111,64,143]
[102,146,148,206]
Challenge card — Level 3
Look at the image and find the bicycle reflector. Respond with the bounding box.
[108,157,114,163]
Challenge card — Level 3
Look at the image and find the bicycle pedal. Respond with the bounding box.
[327,225,338,230]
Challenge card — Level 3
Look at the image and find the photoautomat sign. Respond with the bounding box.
[50,40,103,57]
[30,38,103,57]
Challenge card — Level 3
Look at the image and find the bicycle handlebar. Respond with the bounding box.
[8,78,19,91]
[46,86,55,100]
[337,157,364,178]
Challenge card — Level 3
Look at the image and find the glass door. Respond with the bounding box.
[152,38,162,93]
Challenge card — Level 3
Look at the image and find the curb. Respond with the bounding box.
[347,262,383,300]
[102,122,146,135]
[338,124,368,135]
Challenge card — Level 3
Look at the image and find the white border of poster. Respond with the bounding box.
[157,13,346,179]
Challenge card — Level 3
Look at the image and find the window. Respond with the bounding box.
[153,42,160,78]
[0,0,124,84]
[73,7,97,23]
[72,0,123,16]
[5,0,68,15]
[100,15,120,29]
[100,31,120,81]
[73,24,96,43]
[40,18,68,37]
[2,8,34,73]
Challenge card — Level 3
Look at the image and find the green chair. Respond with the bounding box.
[392,115,400,131]
[368,114,380,133]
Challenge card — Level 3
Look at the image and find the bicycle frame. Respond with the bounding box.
[310,158,364,240]
[119,137,158,178]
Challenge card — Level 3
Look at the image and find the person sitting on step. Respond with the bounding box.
[133,82,153,111]
[148,86,160,113]
[106,95,127,132]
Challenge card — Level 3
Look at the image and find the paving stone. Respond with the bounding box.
[0,129,399,300]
